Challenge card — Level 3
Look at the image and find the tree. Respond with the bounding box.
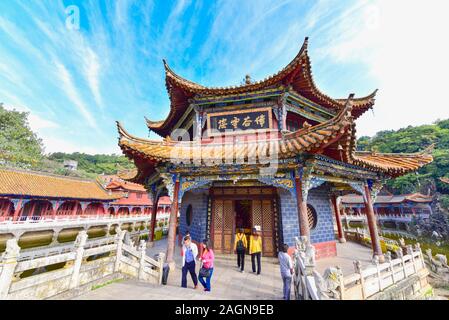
[357,119,449,195]
[0,103,44,167]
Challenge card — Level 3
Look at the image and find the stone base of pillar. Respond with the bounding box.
[146,241,155,248]
[168,261,176,271]
[375,254,385,263]
[338,238,347,243]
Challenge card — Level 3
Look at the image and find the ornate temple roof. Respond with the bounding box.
[117,97,433,183]
[147,37,377,137]
[0,168,120,201]
[105,180,147,192]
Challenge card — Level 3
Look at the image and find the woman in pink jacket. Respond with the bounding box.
[198,239,215,292]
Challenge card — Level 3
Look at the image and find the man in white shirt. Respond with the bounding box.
[181,236,198,289]
[278,243,294,300]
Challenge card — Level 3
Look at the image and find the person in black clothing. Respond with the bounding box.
[234,228,248,272]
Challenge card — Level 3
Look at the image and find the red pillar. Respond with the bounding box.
[72,201,78,216]
[294,173,310,238]
[166,177,180,266]
[52,201,59,219]
[149,197,160,242]
[363,184,384,262]
[331,195,346,243]
[13,199,23,221]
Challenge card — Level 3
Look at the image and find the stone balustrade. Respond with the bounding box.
[0,228,165,300]
[292,235,431,300]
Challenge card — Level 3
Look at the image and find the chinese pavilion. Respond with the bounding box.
[116,38,433,264]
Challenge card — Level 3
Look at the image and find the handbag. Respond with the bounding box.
[199,266,211,278]
[199,264,211,278]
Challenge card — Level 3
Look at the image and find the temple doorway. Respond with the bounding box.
[235,200,251,231]
[211,186,278,257]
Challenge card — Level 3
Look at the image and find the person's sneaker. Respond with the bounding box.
[240,270,244,273]
[194,285,198,289]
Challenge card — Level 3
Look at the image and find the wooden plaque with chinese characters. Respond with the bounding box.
[207,107,273,136]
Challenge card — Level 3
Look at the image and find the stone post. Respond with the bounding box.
[157,252,166,285]
[69,231,88,289]
[114,228,126,273]
[363,184,384,263]
[138,240,147,280]
[353,260,366,300]
[0,239,20,299]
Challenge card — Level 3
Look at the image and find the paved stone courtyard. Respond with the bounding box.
[75,239,374,300]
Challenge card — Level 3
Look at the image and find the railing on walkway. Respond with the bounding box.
[0,214,153,225]
[0,228,165,300]
[292,236,429,300]
[342,213,429,224]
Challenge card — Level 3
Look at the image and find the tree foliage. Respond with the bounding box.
[47,152,134,175]
[0,103,44,167]
[357,119,449,194]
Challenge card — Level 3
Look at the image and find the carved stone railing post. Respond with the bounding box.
[406,245,417,273]
[0,239,20,299]
[138,240,146,280]
[353,260,365,300]
[158,252,165,285]
[396,249,407,279]
[69,231,88,289]
[114,228,126,273]
[385,251,396,284]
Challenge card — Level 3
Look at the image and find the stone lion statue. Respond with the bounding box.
[314,267,343,299]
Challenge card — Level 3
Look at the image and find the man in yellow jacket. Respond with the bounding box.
[249,226,262,275]
[234,228,248,272]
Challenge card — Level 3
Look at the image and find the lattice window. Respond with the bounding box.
[252,200,262,229]
[214,200,223,229]
[223,200,234,231]
[307,204,318,230]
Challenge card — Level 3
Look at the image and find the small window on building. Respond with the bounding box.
[186,204,193,226]
[307,204,318,230]
[136,193,142,199]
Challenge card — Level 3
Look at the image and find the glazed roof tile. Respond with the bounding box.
[0,168,120,201]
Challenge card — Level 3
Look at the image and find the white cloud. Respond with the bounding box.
[320,0,449,137]
[53,60,98,129]
[84,48,103,108]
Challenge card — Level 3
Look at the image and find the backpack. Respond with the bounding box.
[236,235,245,252]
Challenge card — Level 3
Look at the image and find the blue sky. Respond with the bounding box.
[1,0,448,154]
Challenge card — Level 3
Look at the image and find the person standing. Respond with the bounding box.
[249,226,262,275]
[234,228,248,272]
[278,244,294,300]
[198,239,215,292]
[181,236,198,289]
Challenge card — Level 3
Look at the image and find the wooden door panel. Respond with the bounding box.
[213,200,223,253]
[223,200,234,254]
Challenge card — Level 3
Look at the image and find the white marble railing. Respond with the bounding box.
[0,214,154,234]
[292,235,429,300]
[0,228,165,300]
[342,213,429,223]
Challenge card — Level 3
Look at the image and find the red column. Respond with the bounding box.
[149,197,160,242]
[331,195,346,243]
[294,174,310,238]
[72,201,78,216]
[363,184,384,262]
[13,199,23,221]
[166,177,180,265]
[52,201,59,219]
